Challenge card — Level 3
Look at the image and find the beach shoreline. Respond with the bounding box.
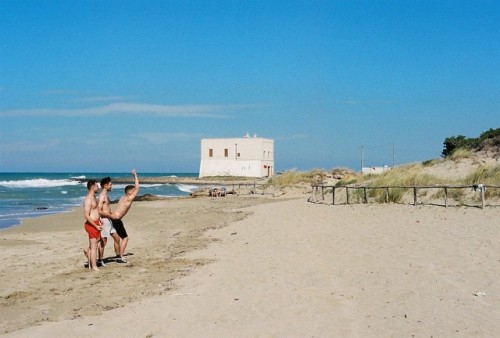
[1,193,499,337]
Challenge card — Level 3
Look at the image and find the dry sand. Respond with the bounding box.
[1,193,499,337]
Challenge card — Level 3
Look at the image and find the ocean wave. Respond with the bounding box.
[0,179,82,189]
[176,184,198,193]
[71,175,87,180]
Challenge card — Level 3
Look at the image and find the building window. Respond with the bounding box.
[209,149,213,157]
[224,148,229,157]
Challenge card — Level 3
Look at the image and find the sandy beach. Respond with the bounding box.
[1,192,499,337]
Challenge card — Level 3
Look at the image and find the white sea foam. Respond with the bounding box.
[0,179,81,189]
[177,184,198,193]
[71,175,87,180]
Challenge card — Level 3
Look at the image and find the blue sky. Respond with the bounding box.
[1,0,498,173]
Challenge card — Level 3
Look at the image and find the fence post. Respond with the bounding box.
[321,186,325,200]
[413,187,418,206]
[385,187,389,203]
[444,187,448,208]
[346,187,349,205]
[363,187,367,203]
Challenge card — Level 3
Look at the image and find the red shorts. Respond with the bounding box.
[85,220,101,239]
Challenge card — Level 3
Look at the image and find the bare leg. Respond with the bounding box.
[111,233,121,257]
[99,237,107,260]
[119,237,129,258]
[83,247,89,269]
[89,238,99,271]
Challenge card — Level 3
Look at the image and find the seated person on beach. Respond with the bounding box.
[209,187,226,197]
[219,187,227,196]
[110,169,139,264]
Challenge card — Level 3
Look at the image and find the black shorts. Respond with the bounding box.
[112,219,128,239]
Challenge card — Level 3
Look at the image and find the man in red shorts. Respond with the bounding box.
[83,179,102,271]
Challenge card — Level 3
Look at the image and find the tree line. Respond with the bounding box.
[442,128,500,157]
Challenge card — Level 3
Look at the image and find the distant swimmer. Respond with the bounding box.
[111,169,140,263]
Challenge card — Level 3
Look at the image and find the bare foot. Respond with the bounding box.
[90,268,100,272]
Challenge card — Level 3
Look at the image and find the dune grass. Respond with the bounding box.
[364,163,443,187]
[464,165,500,198]
[268,169,325,187]
[449,148,475,161]
[277,159,500,203]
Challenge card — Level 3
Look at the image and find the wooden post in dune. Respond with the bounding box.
[363,187,367,203]
[444,187,448,208]
[332,187,336,205]
[413,187,418,206]
[346,187,349,205]
[385,187,389,203]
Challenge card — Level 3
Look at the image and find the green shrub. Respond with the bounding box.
[442,128,499,157]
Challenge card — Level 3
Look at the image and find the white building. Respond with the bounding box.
[199,134,274,178]
[362,165,391,175]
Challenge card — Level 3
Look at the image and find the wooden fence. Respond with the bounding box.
[229,182,271,195]
[310,184,500,209]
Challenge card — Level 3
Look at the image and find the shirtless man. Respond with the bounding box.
[111,169,140,263]
[83,180,102,271]
[97,176,121,266]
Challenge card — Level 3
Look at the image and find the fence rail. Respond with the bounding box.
[309,184,500,209]
[229,183,272,195]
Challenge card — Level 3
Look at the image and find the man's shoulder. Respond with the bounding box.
[98,192,109,200]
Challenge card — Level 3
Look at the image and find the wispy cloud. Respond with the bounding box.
[137,132,202,143]
[74,96,128,103]
[0,102,254,118]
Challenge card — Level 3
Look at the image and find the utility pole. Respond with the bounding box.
[360,145,364,172]
[392,143,395,167]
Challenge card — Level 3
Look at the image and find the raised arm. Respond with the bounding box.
[128,169,140,201]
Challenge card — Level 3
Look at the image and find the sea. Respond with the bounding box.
[0,172,199,230]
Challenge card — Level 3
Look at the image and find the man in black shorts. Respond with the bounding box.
[111,169,140,263]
